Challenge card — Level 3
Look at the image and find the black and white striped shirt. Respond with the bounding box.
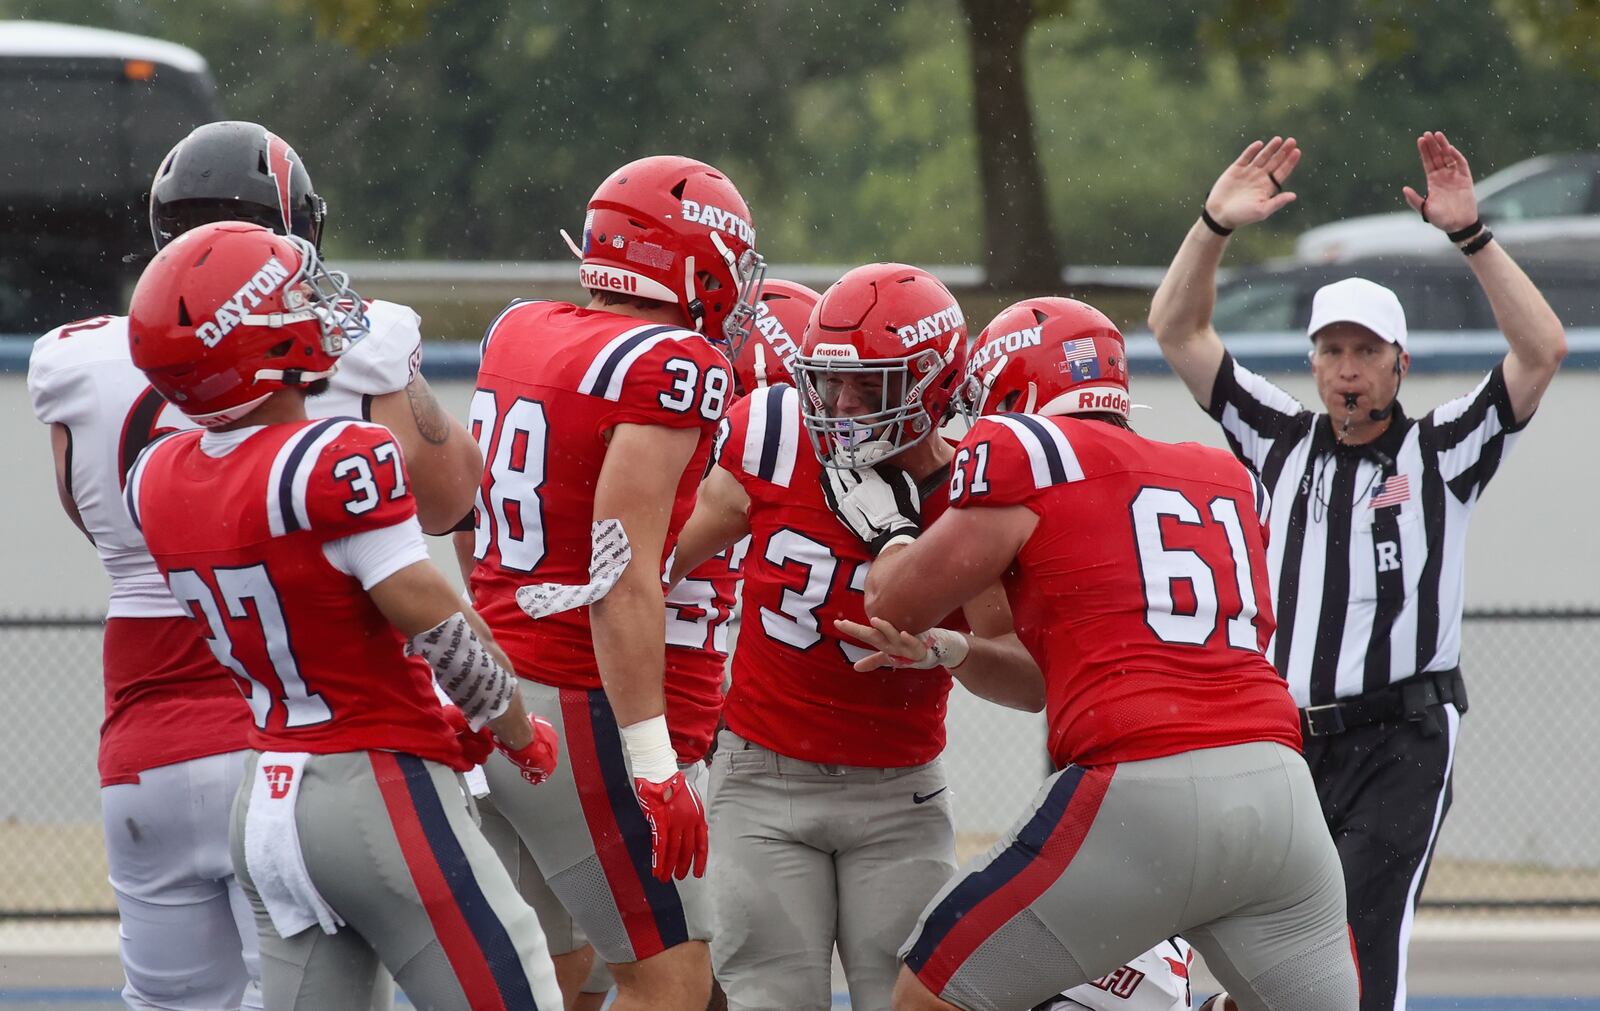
[1208,352,1527,707]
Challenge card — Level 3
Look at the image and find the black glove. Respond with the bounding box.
[819,464,922,555]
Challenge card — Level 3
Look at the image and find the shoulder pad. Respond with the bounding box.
[732,383,802,488]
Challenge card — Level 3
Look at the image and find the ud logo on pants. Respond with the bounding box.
[263,765,295,800]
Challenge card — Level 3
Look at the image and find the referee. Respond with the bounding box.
[1148,132,1567,1010]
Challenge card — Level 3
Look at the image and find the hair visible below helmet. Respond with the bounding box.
[730,278,821,394]
[149,121,327,251]
[967,297,1129,421]
[793,263,968,469]
[562,155,765,350]
[128,221,368,428]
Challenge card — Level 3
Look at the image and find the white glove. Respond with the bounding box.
[516,519,632,618]
[819,464,922,556]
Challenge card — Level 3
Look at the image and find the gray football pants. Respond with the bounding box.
[901,741,1358,1011]
[480,680,713,967]
[230,750,561,1011]
[709,729,958,1011]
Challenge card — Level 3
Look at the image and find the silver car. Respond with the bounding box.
[1294,153,1600,263]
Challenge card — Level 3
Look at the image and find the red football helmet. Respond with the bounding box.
[563,155,765,351]
[966,297,1129,420]
[793,263,968,468]
[129,221,369,428]
[730,278,820,394]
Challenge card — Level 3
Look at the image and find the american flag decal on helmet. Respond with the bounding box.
[1063,337,1101,382]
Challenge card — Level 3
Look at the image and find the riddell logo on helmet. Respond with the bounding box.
[680,200,755,245]
[579,264,638,294]
[811,343,859,360]
[194,256,292,348]
[896,304,964,349]
[1077,389,1130,414]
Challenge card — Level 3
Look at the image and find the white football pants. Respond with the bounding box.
[99,749,263,1010]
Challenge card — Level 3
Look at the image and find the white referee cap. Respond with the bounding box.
[1307,277,1408,351]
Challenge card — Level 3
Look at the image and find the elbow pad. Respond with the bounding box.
[409,612,516,730]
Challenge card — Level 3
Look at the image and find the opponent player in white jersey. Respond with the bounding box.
[26,121,481,1011]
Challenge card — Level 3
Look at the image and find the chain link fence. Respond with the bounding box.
[2,610,1597,917]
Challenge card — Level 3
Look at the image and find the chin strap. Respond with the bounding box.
[753,343,770,389]
[255,362,340,385]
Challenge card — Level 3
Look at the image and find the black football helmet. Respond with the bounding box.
[148,121,327,251]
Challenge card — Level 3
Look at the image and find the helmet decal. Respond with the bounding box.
[194,254,293,347]
[263,130,297,236]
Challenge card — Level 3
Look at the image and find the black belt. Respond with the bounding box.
[1299,668,1468,738]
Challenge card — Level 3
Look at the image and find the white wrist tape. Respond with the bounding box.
[409,612,515,731]
[921,628,971,670]
[618,714,678,784]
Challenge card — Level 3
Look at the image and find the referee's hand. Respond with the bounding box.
[1204,137,1301,231]
[1402,130,1479,234]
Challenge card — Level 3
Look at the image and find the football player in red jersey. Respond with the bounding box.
[26,121,483,1011]
[122,221,563,1010]
[460,156,763,1011]
[500,277,822,1011]
[846,298,1357,1011]
[663,277,821,772]
[668,263,1043,1011]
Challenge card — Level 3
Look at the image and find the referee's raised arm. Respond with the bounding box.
[1148,136,1301,406]
[1399,130,1567,422]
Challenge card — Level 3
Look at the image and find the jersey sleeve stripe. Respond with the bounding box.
[579,324,682,401]
[268,418,349,536]
[994,413,1085,488]
[740,385,800,487]
[754,385,799,487]
[741,386,772,478]
[1209,353,1309,444]
[1428,369,1509,450]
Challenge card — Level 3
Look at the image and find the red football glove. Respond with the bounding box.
[496,715,560,786]
[634,771,708,882]
[442,705,494,767]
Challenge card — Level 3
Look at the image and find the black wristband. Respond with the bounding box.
[1460,229,1494,256]
[1200,207,1234,236]
[1447,219,1484,243]
[867,526,920,557]
[449,508,477,533]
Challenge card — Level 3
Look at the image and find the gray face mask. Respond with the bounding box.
[241,234,370,358]
[792,341,957,470]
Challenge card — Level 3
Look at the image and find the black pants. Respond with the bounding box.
[1302,704,1460,1011]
